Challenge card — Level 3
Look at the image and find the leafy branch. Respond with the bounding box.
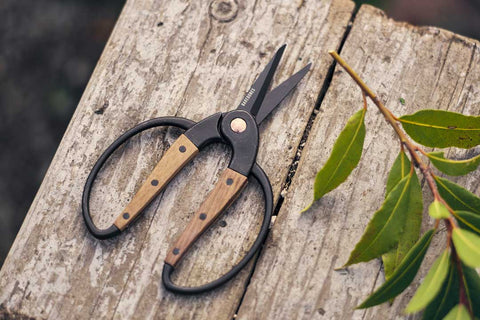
[305,51,480,319]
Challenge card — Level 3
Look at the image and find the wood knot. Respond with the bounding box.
[210,0,238,22]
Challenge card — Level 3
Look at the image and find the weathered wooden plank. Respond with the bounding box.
[237,5,480,320]
[0,0,354,319]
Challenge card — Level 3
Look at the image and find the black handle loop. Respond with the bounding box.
[82,116,272,294]
[162,162,273,294]
[82,117,196,239]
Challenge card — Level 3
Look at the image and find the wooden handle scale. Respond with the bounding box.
[165,168,248,267]
[114,134,198,230]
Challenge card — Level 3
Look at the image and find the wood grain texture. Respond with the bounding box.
[0,0,354,319]
[165,168,247,267]
[114,134,198,230]
[237,5,480,320]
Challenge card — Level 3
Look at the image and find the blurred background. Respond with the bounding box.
[0,0,479,267]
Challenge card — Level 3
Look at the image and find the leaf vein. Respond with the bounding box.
[399,119,480,131]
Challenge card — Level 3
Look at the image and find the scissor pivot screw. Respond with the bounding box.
[230,118,247,133]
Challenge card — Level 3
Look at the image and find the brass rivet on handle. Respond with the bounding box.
[230,118,247,133]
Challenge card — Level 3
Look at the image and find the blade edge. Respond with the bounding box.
[255,63,311,124]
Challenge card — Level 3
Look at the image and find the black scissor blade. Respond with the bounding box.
[237,44,286,117]
[255,63,311,124]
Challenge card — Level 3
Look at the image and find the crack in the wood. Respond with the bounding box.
[459,42,477,113]
[361,265,383,320]
[232,244,264,319]
[430,37,453,101]
[231,4,360,319]
[251,0,259,16]
[278,8,357,201]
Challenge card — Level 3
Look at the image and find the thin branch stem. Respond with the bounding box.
[362,91,367,110]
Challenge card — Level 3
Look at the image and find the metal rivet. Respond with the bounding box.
[179,145,186,153]
[226,178,234,185]
[230,118,247,133]
[173,248,180,255]
[199,213,207,220]
[123,213,130,219]
[151,179,159,186]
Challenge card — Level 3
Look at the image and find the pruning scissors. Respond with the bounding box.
[82,45,311,294]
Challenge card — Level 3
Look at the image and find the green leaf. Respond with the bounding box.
[399,97,406,105]
[405,249,450,313]
[383,169,422,280]
[452,228,480,268]
[429,200,451,219]
[422,263,459,320]
[399,109,480,149]
[455,211,480,235]
[357,229,435,309]
[462,264,480,318]
[435,177,480,215]
[345,174,413,266]
[385,150,411,196]
[427,151,480,176]
[443,304,472,320]
[303,108,366,211]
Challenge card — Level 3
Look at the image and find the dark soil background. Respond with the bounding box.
[0,0,479,267]
[0,0,124,265]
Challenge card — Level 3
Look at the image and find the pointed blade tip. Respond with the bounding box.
[295,63,312,78]
[240,44,285,116]
[275,44,287,59]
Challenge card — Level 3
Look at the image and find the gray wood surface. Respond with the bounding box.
[237,5,480,320]
[0,0,354,319]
